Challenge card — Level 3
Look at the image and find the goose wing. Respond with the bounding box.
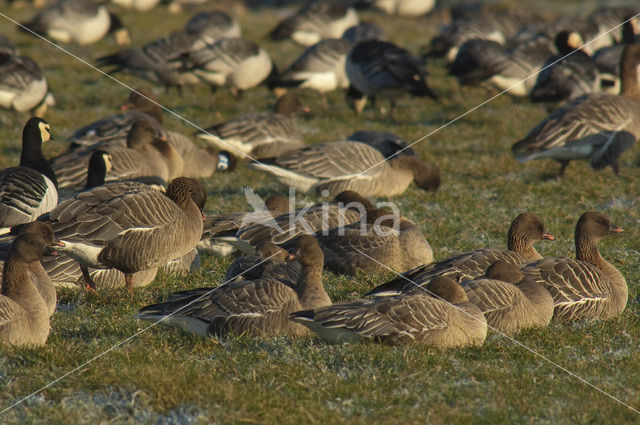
[0,167,57,227]
[0,295,26,326]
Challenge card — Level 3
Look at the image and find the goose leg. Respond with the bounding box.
[557,160,570,178]
[612,160,621,175]
[125,273,134,293]
[80,266,96,291]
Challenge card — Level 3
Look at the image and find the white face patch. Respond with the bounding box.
[104,153,113,173]
[38,122,51,142]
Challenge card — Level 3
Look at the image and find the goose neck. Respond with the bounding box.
[507,235,541,261]
[295,264,330,309]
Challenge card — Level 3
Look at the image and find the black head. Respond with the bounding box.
[87,150,112,189]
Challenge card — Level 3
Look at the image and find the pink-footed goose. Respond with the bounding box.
[519,211,627,321]
[461,261,554,334]
[367,213,554,296]
[0,232,62,346]
[137,235,331,337]
[224,241,301,288]
[290,275,487,347]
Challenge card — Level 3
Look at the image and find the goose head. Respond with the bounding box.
[256,241,289,261]
[86,150,112,189]
[166,177,207,220]
[575,211,623,243]
[264,194,290,215]
[426,276,468,304]
[292,235,324,268]
[22,117,52,150]
[333,190,375,214]
[122,87,162,123]
[274,93,310,116]
[126,120,164,150]
[484,261,524,284]
[10,232,61,264]
[507,213,554,248]
[390,156,440,191]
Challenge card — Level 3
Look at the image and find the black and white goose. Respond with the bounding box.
[346,40,438,116]
[184,10,242,42]
[512,44,640,177]
[20,0,130,46]
[0,52,49,114]
[0,118,56,235]
[269,1,359,46]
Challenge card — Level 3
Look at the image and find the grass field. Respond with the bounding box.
[0,1,639,423]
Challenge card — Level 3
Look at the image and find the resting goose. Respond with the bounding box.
[512,44,640,176]
[184,10,242,42]
[269,1,359,47]
[0,118,56,234]
[461,261,554,334]
[0,53,49,114]
[20,0,130,46]
[178,38,273,96]
[519,211,627,321]
[137,235,331,337]
[0,232,60,346]
[195,93,307,159]
[291,275,487,346]
[346,40,438,116]
[347,130,415,159]
[367,213,554,296]
[225,241,301,288]
[50,177,205,291]
[250,140,440,197]
[341,23,386,44]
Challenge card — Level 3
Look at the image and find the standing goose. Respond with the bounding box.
[461,261,554,334]
[137,235,332,337]
[512,44,640,177]
[0,118,56,234]
[0,232,60,346]
[0,52,49,114]
[195,93,308,159]
[269,1,359,46]
[250,141,440,197]
[291,276,487,347]
[346,40,438,116]
[20,0,130,46]
[178,38,274,96]
[367,213,554,296]
[50,177,205,291]
[519,211,627,321]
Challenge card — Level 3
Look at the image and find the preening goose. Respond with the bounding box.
[461,261,554,334]
[196,93,307,159]
[367,213,554,297]
[20,0,130,46]
[179,38,274,96]
[512,44,640,177]
[346,40,438,116]
[291,275,487,347]
[137,235,331,337]
[269,1,359,46]
[250,141,440,197]
[0,52,49,114]
[50,177,205,291]
[0,118,56,234]
[519,211,627,321]
[0,232,60,346]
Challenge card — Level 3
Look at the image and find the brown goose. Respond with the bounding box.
[0,232,60,346]
[50,177,205,291]
[291,276,487,347]
[512,44,640,176]
[461,261,554,334]
[317,208,433,275]
[137,235,331,337]
[519,211,627,321]
[225,241,301,288]
[367,213,554,296]
[250,141,440,197]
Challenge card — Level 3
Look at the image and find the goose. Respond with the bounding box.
[195,93,308,159]
[341,23,386,43]
[250,140,440,197]
[346,40,438,116]
[269,1,359,47]
[512,44,640,177]
[178,38,274,96]
[0,35,19,56]
[20,0,130,46]
[587,6,640,53]
[290,275,487,346]
[367,213,554,297]
[0,222,61,317]
[0,118,56,234]
[198,191,290,256]
[49,177,205,291]
[519,211,627,321]
[530,31,601,103]
[368,0,435,16]
[316,208,433,275]
[0,52,49,114]
[347,130,415,159]
[0,232,60,346]
[184,10,242,42]
[137,235,332,337]
[593,17,639,92]
[224,241,301,288]
[461,261,554,334]
[269,38,353,100]
[51,120,181,189]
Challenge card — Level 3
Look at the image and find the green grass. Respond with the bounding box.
[1,1,640,424]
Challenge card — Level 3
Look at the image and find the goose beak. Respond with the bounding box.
[610,225,623,233]
[120,104,131,111]
[46,241,64,256]
[542,232,555,241]
[288,252,296,261]
[201,211,206,222]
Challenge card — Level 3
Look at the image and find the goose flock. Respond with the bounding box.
[0,0,636,359]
